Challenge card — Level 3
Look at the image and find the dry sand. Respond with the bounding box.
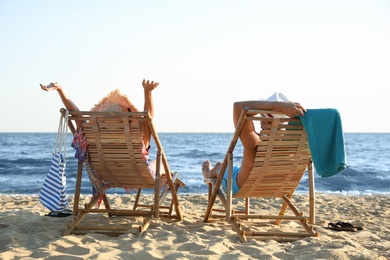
[0,193,389,259]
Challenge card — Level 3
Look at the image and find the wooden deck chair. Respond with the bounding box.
[203,108,318,242]
[61,108,184,237]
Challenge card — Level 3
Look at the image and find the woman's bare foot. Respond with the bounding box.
[202,160,222,179]
[202,160,212,179]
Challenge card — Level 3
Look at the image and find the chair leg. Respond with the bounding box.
[63,195,100,236]
[308,160,315,224]
[204,178,235,219]
[274,200,288,226]
[102,194,112,217]
[133,188,143,210]
[206,182,213,220]
[72,161,83,216]
[160,172,184,218]
[168,182,180,216]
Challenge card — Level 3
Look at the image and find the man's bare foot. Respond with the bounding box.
[202,160,212,179]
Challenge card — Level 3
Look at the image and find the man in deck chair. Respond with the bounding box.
[202,94,306,196]
[40,79,163,200]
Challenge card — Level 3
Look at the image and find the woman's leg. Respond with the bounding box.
[232,102,259,188]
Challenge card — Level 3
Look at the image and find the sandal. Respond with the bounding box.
[334,221,365,230]
[45,209,72,218]
[325,222,357,232]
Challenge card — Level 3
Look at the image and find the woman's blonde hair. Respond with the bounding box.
[91,89,138,112]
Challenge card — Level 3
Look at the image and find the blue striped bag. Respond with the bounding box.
[39,110,69,211]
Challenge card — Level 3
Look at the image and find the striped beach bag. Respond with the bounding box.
[39,110,69,212]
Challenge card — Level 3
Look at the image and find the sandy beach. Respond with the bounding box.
[0,193,389,259]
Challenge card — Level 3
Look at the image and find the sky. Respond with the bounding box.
[0,0,389,133]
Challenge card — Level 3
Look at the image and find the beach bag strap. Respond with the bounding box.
[39,110,70,212]
[54,109,69,158]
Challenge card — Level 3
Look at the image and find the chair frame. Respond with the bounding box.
[203,107,317,242]
[61,108,184,236]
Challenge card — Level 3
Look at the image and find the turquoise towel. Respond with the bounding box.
[299,109,347,177]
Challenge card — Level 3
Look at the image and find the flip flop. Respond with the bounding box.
[45,209,72,218]
[324,222,357,232]
[334,221,365,230]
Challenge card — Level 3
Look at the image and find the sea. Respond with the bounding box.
[0,133,389,196]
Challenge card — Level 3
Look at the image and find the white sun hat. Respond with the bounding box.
[264,92,289,118]
[265,92,289,102]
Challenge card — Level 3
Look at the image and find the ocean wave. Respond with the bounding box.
[1,133,389,195]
